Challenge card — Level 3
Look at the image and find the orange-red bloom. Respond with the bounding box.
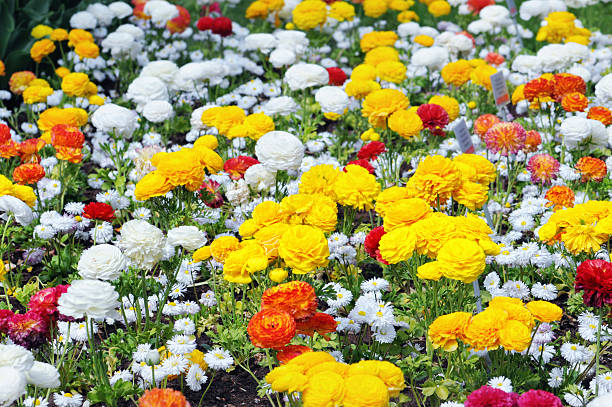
[473,114,500,140]
[276,345,312,364]
[167,5,191,33]
[13,163,45,185]
[295,312,338,339]
[261,281,318,321]
[553,73,586,101]
[587,106,612,126]
[524,77,553,102]
[575,157,607,182]
[138,388,190,407]
[561,92,588,112]
[51,124,85,163]
[524,130,542,152]
[545,186,574,212]
[18,138,46,163]
[247,309,296,349]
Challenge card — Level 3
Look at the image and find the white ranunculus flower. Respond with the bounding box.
[143,0,179,24]
[70,11,97,29]
[588,392,612,407]
[167,226,207,251]
[511,55,538,74]
[561,117,608,151]
[126,76,168,109]
[397,22,420,38]
[263,96,298,116]
[57,279,121,320]
[140,60,179,84]
[0,195,34,226]
[0,366,26,406]
[142,101,174,123]
[315,86,349,115]
[87,4,114,26]
[480,5,510,26]
[410,46,449,70]
[101,32,137,58]
[108,2,133,19]
[595,73,612,105]
[284,64,329,91]
[448,34,473,54]
[0,345,34,371]
[244,164,276,191]
[25,362,60,388]
[255,131,304,171]
[244,33,278,53]
[275,30,309,54]
[269,48,297,68]
[77,244,128,281]
[116,219,166,270]
[91,103,139,137]
[467,19,493,35]
[190,106,209,130]
[115,24,145,41]
[536,44,575,72]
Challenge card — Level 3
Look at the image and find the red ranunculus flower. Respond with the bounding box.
[199,180,224,208]
[517,390,562,407]
[345,159,374,174]
[485,52,505,66]
[224,156,260,180]
[13,163,45,185]
[211,17,232,37]
[467,0,495,14]
[202,2,221,14]
[417,103,449,137]
[196,16,214,31]
[465,386,515,407]
[575,259,612,308]
[7,310,49,349]
[357,141,387,161]
[364,226,388,265]
[295,312,338,339]
[327,67,347,86]
[276,345,312,364]
[0,309,15,334]
[83,202,115,222]
[0,123,11,143]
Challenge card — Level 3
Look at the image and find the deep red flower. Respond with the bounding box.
[0,309,15,334]
[202,2,221,14]
[465,386,515,407]
[83,202,115,222]
[327,67,347,86]
[28,287,61,318]
[211,17,232,37]
[295,312,338,339]
[199,180,224,208]
[364,226,388,265]
[467,0,495,14]
[517,390,562,407]
[575,259,612,308]
[0,123,11,143]
[357,141,387,161]
[417,103,449,137]
[345,159,374,174]
[7,311,49,349]
[196,16,214,31]
[224,156,260,180]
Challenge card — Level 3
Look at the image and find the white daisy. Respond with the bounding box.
[204,348,234,370]
[487,376,513,393]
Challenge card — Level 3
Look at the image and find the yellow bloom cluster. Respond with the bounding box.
[202,107,274,140]
[134,136,223,201]
[429,297,562,352]
[0,175,37,208]
[333,165,381,210]
[299,164,342,199]
[61,72,98,98]
[361,88,409,128]
[265,352,405,407]
[360,31,399,52]
[538,200,612,254]
[536,12,591,44]
[37,107,88,141]
[22,79,54,105]
[292,0,327,30]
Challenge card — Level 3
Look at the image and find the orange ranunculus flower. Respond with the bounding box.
[545,185,574,212]
[55,146,83,163]
[295,312,338,339]
[261,281,318,321]
[473,114,500,140]
[18,138,46,163]
[0,140,19,159]
[138,388,189,407]
[50,124,84,148]
[166,5,191,33]
[0,60,5,76]
[587,106,612,126]
[428,312,472,351]
[13,163,45,185]
[30,39,56,63]
[524,130,542,152]
[0,124,11,143]
[74,41,100,59]
[247,309,296,349]
[561,92,588,112]
[575,157,607,182]
[523,76,554,103]
[50,28,69,41]
[276,345,312,365]
[67,29,94,47]
[9,71,36,95]
[553,73,586,101]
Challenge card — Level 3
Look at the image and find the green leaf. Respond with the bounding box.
[435,386,450,400]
